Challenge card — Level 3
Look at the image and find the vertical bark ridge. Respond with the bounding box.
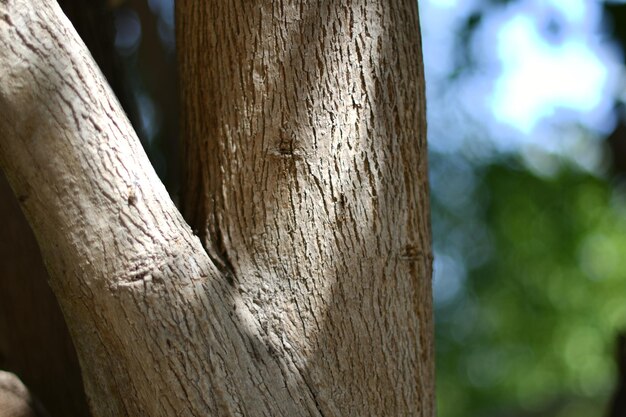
[179,1,434,415]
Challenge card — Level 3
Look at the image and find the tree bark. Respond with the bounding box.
[177,0,434,415]
[0,0,433,415]
[0,1,124,416]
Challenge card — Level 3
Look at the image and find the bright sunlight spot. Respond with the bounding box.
[421,0,622,158]
[490,14,607,134]
[428,0,461,9]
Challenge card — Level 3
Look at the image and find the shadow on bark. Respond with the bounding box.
[179,0,434,414]
[275,2,433,412]
[1,0,433,414]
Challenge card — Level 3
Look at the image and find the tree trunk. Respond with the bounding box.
[0,0,433,415]
[177,0,433,415]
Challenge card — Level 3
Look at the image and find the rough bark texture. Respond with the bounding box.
[0,2,119,416]
[0,1,221,415]
[178,0,434,416]
[0,0,433,415]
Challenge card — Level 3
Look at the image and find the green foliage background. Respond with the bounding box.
[434,158,626,416]
[424,1,626,415]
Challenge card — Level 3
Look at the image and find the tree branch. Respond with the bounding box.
[0,0,195,291]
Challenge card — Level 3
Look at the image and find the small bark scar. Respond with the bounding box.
[268,130,305,159]
[127,180,140,206]
[113,273,154,290]
[108,256,171,293]
[399,244,431,262]
[127,190,137,206]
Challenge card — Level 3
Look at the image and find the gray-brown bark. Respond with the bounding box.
[0,0,433,415]
[0,2,122,416]
[178,0,434,415]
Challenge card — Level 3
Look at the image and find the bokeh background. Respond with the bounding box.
[107,0,626,416]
